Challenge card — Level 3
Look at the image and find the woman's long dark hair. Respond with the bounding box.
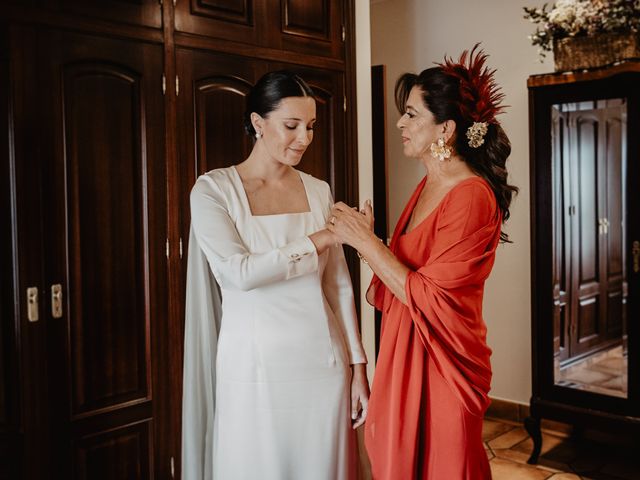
[395,65,518,243]
[243,70,314,137]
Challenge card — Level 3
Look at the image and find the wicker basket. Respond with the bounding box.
[553,33,640,71]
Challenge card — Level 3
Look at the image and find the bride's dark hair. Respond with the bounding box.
[395,46,518,243]
[243,70,314,138]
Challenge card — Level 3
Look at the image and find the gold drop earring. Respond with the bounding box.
[430,137,451,162]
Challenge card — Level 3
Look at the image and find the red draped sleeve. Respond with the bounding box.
[404,181,500,417]
[366,177,428,315]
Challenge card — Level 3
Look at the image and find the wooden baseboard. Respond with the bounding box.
[486,398,575,435]
[485,397,530,423]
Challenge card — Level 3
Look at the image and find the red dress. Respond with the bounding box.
[364,176,500,479]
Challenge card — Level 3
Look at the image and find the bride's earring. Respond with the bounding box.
[430,137,451,162]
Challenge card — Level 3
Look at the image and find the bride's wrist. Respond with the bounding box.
[309,229,333,254]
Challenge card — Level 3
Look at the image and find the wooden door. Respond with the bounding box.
[1,26,30,480]
[267,0,345,59]
[174,0,268,45]
[561,101,626,360]
[552,106,570,363]
[600,100,626,342]
[568,105,605,357]
[3,1,359,477]
[174,0,344,59]
[14,28,170,479]
[34,0,162,28]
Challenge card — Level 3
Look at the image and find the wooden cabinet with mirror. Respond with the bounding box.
[527,63,640,463]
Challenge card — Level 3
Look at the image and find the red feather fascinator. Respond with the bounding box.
[438,44,505,124]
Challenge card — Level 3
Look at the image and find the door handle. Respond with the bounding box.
[27,287,39,322]
[51,284,63,319]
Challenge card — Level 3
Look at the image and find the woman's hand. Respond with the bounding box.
[350,363,370,429]
[327,200,374,250]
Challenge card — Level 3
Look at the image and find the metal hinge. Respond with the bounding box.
[341,25,346,42]
[166,238,170,259]
[162,74,166,95]
[343,95,347,112]
[179,237,183,259]
[175,75,180,96]
[170,456,175,478]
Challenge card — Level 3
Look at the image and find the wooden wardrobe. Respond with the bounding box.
[527,63,640,463]
[0,2,360,478]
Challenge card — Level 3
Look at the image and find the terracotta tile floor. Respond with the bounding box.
[484,417,640,479]
[555,346,628,398]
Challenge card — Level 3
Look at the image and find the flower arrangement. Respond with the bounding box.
[524,0,640,59]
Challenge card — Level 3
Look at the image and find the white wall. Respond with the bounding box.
[354,0,377,382]
[370,0,553,404]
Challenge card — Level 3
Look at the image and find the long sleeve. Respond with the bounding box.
[190,174,319,292]
[404,182,501,416]
[320,186,367,364]
[323,243,367,364]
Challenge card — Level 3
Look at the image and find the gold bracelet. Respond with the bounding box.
[357,236,384,264]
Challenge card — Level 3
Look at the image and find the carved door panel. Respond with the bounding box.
[174,0,268,45]
[568,108,606,357]
[34,0,162,28]
[267,0,345,59]
[14,29,169,479]
[174,0,344,59]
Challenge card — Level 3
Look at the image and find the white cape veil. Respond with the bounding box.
[181,226,222,480]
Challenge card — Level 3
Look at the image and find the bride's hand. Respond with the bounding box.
[350,364,369,429]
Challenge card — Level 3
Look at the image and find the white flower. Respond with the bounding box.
[525,0,640,60]
[548,0,590,34]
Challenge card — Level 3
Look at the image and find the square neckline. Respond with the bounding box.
[402,176,486,236]
[231,165,313,217]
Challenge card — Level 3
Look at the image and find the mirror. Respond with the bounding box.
[551,99,628,399]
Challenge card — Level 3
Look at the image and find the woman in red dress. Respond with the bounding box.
[328,46,518,479]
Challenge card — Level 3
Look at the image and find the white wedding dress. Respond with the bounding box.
[182,167,366,480]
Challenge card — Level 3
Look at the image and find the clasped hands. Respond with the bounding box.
[326,200,375,250]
